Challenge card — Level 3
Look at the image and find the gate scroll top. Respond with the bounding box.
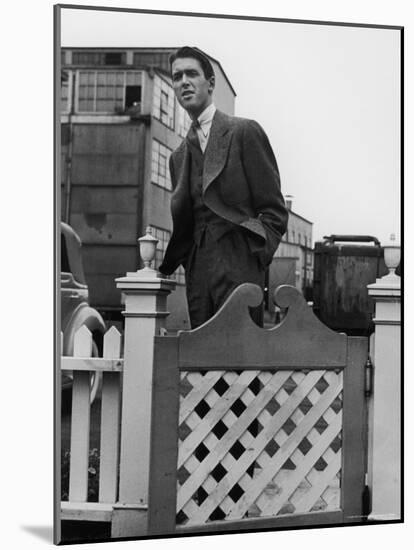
[178,284,347,369]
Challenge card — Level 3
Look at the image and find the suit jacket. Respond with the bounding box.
[159,109,288,275]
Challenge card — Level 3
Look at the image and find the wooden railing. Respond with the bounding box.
[60,325,123,522]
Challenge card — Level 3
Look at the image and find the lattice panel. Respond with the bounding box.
[176,369,343,526]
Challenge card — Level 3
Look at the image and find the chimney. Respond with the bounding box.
[285,194,293,210]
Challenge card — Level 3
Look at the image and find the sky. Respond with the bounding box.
[60,7,401,245]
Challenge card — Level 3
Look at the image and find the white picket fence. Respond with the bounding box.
[61,325,124,522]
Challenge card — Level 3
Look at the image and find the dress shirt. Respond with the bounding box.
[192,103,216,153]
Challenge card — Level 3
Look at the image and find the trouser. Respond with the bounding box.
[185,226,265,329]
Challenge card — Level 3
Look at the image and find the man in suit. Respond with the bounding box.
[159,47,288,329]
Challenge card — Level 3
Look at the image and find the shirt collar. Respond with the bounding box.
[195,103,216,132]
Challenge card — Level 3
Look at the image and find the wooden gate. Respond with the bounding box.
[148,284,368,536]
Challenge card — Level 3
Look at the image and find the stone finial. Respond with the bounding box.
[137,227,159,273]
[383,233,400,277]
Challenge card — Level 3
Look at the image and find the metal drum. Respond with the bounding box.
[312,235,390,336]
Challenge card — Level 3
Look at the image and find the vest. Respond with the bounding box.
[186,133,234,246]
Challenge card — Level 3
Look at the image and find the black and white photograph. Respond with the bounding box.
[53,3,402,545]
[2,0,411,548]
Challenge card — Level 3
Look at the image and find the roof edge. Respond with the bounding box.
[61,46,237,97]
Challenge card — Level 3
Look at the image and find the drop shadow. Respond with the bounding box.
[21,525,53,543]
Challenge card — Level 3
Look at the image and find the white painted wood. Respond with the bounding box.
[115,273,175,511]
[367,276,401,521]
[178,369,320,518]
[99,327,122,503]
[178,370,258,466]
[262,414,342,516]
[61,357,124,372]
[118,314,156,507]
[321,483,341,510]
[175,364,345,524]
[226,380,342,520]
[179,371,340,524]
[69,326,92,502]
[60,501,113,522]
[179,371,223,424]
[73,325,93,357]
[178,370,294,513]
[293,452,341,513]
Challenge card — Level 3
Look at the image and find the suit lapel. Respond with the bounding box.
[203,110,233,193]
[171,142,191,204]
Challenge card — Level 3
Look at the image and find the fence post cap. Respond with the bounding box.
[367,277,401,295]
[115,273,176,291]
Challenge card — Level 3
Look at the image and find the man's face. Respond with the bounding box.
[171,57,215,119]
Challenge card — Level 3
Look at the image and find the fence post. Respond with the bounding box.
[111,229,176,537]
[367,236,401,521]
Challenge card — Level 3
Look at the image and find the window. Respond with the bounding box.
[151,140,172,190]
[133,51,171,72]
[72,51,126,65]
[73,51,103,65]
[152,74,175,129]
[76,70,142,113]
[61,71,72,114]
[149,225,185,284]
[161,91,168,116]
[125,85,141,109]
[176,103,191,137]
[104,52,124,65]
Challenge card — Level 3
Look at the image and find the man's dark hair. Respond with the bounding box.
[169,46,215,80]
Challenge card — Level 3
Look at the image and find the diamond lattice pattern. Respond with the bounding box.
[176,369,343,525]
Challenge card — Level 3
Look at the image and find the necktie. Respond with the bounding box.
[187,119,201,150]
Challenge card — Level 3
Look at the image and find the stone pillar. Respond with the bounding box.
[111,229,176,537]
[367,237,401,521]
